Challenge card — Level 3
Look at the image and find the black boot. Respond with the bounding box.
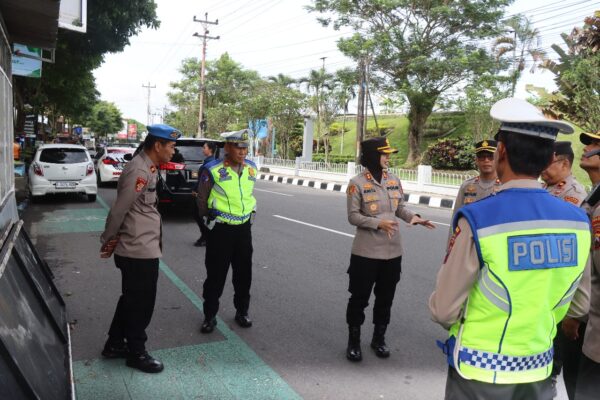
[371,324,390,358]
[346,326,362,362]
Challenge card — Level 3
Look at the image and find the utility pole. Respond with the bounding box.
[355,58,366,162]
[320,56,327,71]
[142,82,156,127]
[193,13,219,138]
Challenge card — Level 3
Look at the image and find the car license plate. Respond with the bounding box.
[55,181,76,188]
[191,171,198,178]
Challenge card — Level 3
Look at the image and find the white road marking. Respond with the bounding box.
[273,215,355,238]
[255,188,294,197]
[432,221,450,227]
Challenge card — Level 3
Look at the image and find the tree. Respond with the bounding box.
[309,0,511,164]
[268,73,296,87]
[299,68,334,152]
[492,15,545,96]
[15,0,159,133]
[270,86,306,159]
[542,13,600,133]
[88,101,123,138]
[333,67,358,154]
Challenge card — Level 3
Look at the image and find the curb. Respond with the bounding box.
[258,173,455,209]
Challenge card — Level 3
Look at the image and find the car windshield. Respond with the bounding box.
[174,143,206,162]
[40,148,88,164]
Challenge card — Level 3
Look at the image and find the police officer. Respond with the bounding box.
[345,137,435,362]
[193,141,217,247]
[429,98,591,399]
[452,140,500,209]
[449,140,500,242]
[542,141,587,206]
[542,140,588,398]
[573,131,600,400]
[99,124,180,373]
[196,129,258,333]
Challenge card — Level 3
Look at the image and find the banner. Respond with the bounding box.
[12,44,42,78]
[127,124,137,140]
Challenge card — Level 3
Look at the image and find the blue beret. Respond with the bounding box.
[147,124,181,141]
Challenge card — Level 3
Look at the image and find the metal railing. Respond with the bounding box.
[252,156,477,188]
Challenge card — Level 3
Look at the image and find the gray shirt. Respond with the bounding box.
[346,170,415,259]
[101,151,162,259]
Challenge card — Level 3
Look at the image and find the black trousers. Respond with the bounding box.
[203,221,253,318]
[574,354,600,400]
[193,205,209,240]
[445,366,553,400]
[107,255,159,354]
[346,254,402,327]
[551,321,587,400]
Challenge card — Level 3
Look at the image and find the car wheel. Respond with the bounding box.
[87,194,97,202]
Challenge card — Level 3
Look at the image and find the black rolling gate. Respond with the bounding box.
[0,220,74,399]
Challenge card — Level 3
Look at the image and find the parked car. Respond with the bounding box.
[28,144,97,202]
[132,137,224,210]
[95,146,135,186]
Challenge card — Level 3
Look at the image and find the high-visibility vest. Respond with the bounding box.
[442,188,590,384]
[207,159,257,225]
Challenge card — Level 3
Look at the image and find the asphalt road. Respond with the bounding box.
[20,180,570,400]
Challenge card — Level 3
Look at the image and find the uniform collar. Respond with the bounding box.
[497,179,543,192]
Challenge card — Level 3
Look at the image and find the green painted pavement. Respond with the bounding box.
[37,208,107,234]
[64,196,302,400]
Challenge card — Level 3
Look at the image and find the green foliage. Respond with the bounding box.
[422,138,476,170]
[312,154,354,163]
[308,0,512,163]
[15,0,159,131]
[288,135,304,158]
[365,123,393,137]
[88,101,123,137]
[329,122,350,135]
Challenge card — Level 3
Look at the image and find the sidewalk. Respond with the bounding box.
[257,172,456,209]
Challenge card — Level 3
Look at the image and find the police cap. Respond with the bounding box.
[147,124,181,141]
[474,139,497,154]
[361,137,398,154]
[490,98,573,141]
[580,131,600,145]
[221,129,250,148]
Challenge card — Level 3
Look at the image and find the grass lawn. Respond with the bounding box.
[322,113,592,189]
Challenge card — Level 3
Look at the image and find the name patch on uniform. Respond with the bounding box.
[508,234,577,271]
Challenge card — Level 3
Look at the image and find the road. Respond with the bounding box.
[21,180,569,400]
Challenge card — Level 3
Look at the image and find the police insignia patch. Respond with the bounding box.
[218,167,230,181]
[150,165,157,173]
[444,226,461,263]
[369,203,378,212]
[564,196,579,205]
[347,184,357,196]
[135,177,147,192]
[248,167,256,177]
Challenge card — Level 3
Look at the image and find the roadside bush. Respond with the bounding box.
[422,138,475,170]
[312,154,355,163]
[423,112,465,138]
[366,123,393,136]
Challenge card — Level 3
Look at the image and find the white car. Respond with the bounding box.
[95,146,135,185]
[28,144,97,202]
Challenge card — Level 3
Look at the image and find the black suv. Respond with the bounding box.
[133,138,224,209]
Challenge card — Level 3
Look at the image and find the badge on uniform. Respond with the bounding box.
[347,184,357,196]
[150,165,157,173]
[369,203,379,212]
[135,177,147,192]
[564,196,579,205]
[218,167,231,181]
[248,167,256,181]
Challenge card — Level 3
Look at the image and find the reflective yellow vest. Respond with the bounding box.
[443,188,590,384]
[207,159,257,225]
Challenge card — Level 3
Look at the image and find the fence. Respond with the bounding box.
[251,156,477,197]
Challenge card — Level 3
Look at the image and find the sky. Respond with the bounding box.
[93,0,600,125]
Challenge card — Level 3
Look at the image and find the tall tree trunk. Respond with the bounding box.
[406,95,436,165]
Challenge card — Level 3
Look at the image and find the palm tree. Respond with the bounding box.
[299,69,334,153]
[493,15,545,96]
[267,73,296,88]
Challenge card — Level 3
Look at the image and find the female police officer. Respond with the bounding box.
[345,137,435,362]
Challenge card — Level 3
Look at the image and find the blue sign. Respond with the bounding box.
[508,234,577,271]
[73,127,83,135]
[12,44,42,78]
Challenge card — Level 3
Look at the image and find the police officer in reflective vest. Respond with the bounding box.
[429,98,592,399]
[196,129,257,333]
[100,124,180,373]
